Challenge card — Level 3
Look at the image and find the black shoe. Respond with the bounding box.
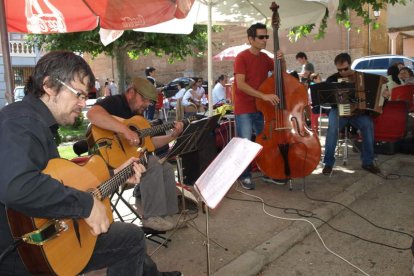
[161,271,182,276]
[362,164,381,175]
[322,165,333,176]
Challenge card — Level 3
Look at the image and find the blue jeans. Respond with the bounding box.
[323,108,375,167]
[235,112,264,179]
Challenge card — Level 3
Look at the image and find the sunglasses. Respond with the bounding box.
[56,79,88,101]
[337,67,349,72]
[256,35,270,40]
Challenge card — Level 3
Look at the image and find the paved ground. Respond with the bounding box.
[85,115,414,276]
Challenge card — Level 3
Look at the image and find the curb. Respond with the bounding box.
[212,156,399,276]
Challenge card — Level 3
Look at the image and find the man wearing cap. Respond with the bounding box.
[87,77,184,231]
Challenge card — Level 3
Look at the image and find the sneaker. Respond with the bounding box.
[142,216,174,231]
[161,272,182,276]
[240,178,255,190]
[322,165,333,176]
[362,164,381,175]
[164,214,188,229]
[262,176,288,185]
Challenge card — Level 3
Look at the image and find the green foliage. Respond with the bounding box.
[27,25,208,62]
[72,112,84,129]
[288,0,407,42]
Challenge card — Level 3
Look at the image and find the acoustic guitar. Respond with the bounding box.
[87,115,192,168]
[6,154,146,276]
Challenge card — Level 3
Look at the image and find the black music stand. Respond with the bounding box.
[153,115,227,253]
[310,82,358,166]
[310,82,356,108]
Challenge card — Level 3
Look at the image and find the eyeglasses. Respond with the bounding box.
[256,35,269,40]
[56,79,88,101]
[337,67,349,73]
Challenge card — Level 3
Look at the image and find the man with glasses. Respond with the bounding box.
[322,53,380,176]
[0,51,182,275]
[233,22,287,190]
[87,77,183,232]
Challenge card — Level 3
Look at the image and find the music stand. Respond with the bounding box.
[159,115,226,235]
[310,82,356,109]
[194,137,263,275]
[309,82,358,166]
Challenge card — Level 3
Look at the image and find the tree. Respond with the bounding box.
[27,25,207,93]
[289,0,409,41]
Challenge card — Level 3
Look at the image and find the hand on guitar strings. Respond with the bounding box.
[122,127,141,146]
[115,157,146,185]
[85,197,111,236]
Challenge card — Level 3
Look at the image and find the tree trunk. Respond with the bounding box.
[113,44,126,94]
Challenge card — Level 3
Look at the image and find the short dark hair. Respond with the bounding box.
[25,51,95,98]
[334,53,352,65]
[216,74,226,83]
[295,52,307,60]
[247,23,267,38]
[145,66,156,76]
[400,66,414,77]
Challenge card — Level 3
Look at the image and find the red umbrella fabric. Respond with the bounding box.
[213,44,274,61]
[5,0,194,34]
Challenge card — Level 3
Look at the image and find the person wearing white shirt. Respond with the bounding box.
[172,81,187,100]
[212,74,228,106]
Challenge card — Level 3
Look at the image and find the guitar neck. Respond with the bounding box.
[92,154,147,199]
[137,122,176,138]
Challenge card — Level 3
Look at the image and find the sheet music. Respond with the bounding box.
[194,137,262,209]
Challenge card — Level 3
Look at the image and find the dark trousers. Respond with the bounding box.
[0,222,162,276]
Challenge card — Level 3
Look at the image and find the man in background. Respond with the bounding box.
[296,51,315,84]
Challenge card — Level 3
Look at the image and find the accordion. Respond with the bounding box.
[310,72,387,116]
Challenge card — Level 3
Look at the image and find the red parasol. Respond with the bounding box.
[5,0,194,34]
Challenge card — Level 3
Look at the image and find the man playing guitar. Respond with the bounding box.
[0,51,181,275]
[87,77,184,232]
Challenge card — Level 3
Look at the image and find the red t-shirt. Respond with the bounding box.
[233,49,274,115]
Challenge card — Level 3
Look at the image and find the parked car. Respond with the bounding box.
[163,77,208,98]
[351,55,414,76]
[13,86,25,102]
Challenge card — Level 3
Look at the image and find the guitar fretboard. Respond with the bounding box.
[93,154,148,199]
[137,122,176,138]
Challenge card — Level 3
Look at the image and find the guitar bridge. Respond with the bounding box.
[22,220,68,245]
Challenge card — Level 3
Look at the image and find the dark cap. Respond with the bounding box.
[131,77,157,102]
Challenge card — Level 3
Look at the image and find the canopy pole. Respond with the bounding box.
[0,0,14,105]
[207,0,213,117]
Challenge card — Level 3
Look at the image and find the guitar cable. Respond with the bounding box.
[0,239,22,265]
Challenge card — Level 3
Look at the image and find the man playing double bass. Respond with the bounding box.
[233,22,287,190]
[322,53,381,176]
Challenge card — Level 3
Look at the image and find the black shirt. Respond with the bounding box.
[96,94,135,119]
[0,94,93,261]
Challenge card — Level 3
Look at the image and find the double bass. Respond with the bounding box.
[255,2,321,180]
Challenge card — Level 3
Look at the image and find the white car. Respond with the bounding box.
[351,55,414,76]
[13,86,25,102]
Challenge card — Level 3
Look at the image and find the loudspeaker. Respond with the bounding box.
[181,130,217,185]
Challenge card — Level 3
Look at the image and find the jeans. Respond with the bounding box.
[235,112,264,179]
[145,104,156,120]
[323,108,375,167]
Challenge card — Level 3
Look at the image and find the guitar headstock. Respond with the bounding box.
[270,2,280,30]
